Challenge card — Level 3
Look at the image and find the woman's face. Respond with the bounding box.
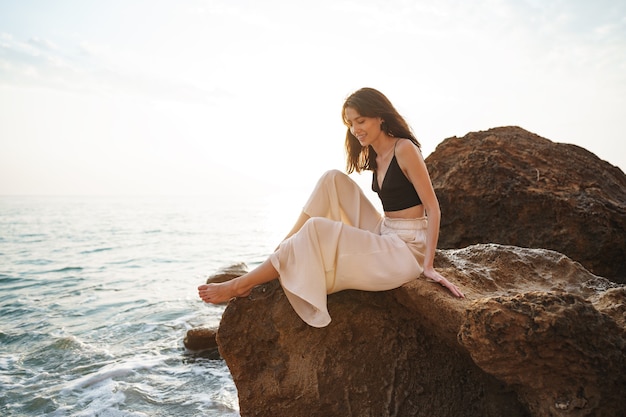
[344,107,383,147]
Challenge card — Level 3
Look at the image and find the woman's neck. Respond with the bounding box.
[372,135,397,159]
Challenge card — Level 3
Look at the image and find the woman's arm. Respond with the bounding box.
[396,140,464,298]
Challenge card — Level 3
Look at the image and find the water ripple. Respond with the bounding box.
[0,196,253,416]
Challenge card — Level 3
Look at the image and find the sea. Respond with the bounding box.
[0,193,307,416]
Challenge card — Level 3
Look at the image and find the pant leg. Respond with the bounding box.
[270,217,422,328]
[303,170,382,232]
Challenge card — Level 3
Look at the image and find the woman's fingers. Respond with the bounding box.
[440,279,464,298]
[449,283,465,298]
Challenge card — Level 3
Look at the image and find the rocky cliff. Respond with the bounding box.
[207,127,626,417]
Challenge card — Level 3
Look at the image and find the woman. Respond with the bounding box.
[198,87,464,328]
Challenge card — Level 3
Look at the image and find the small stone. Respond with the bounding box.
[206,262,248,284]
[184,327,218,352]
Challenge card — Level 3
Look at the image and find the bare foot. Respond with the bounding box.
[198,278,251,304]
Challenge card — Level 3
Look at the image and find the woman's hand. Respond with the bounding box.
[423,267,465,298]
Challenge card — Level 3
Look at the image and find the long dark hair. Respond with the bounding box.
[342,87,420,173]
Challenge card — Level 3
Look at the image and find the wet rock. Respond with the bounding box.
[184,327,219,352]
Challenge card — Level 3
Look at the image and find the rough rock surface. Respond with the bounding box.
[425,126,626,282]
[183,327,219,355]
[216,244,626,417]
[208,128,626,415]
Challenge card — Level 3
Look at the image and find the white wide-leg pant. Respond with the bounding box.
[269,170,427,327]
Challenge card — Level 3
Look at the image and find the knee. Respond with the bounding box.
[301,216,334,233]
[320,169,347,183]
[318,169,352,188]
[303,216,328,228]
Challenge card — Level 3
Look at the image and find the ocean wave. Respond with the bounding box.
[15,258,54,266]
[62,356,164,393]
[80,247,114,255]
[50,266,84,273]
[0,274,20,283]
[106,258,142,266]
[0,195,248,416]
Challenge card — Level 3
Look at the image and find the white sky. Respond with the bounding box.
[1,0,625,196]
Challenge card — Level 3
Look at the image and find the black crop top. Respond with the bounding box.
[372,142,423,212]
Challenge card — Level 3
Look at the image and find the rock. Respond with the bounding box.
[459,292,626,417]
[216,244,626,417]
[593,287,626,328]
[184,327,219,352]
[206,128,626,415]
[425,126,626,282]
[206,262,248,284]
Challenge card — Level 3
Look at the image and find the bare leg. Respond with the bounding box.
[198,258,279,304]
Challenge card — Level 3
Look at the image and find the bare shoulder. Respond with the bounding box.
[395,138,424,163]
